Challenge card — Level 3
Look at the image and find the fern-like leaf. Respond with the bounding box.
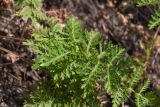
[16,0,46,22]
[136,0,160,6]
[135,80,150,107]
[149,9,160,29]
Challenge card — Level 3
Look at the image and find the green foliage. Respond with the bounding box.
[136,0,160,6]
[24,17,153,107]
[135,80,160,107]
[136,0,160,29]
[135,80,150,107]
[24,17,103,107]
[149,9,160,29]
[144,91,160,106]
[16,0,46,23]
[24,80,95,107]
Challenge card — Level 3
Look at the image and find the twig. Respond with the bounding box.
[0,46,16,54]
[0,62,13,66]
[0,46,20,63]
[0,35,25,41]
[6,71,21,81]
[153,26,160,39]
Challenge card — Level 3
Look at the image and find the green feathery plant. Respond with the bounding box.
[23,17,153,107]
[136,0,160,29]
[15,0,46,23]
[136,0,160,6]
[14,0,158,107]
